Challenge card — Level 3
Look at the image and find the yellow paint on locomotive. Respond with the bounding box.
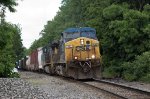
[65,37,101,63]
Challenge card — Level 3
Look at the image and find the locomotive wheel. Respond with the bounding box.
[55,65,64,76]
[44,65,50,74]
[44,65,53,75]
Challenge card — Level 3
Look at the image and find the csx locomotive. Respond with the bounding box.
[19,27,102,79]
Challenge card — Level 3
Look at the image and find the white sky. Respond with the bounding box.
[6,0,62,48]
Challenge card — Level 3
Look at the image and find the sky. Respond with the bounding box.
[6,0,62,48]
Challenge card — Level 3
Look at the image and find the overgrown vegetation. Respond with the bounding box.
[0,0,24,77]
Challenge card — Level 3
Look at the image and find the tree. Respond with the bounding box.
[0,0,19,23]
[0,0,18,12]
[112,0,150,11]
[11,24,24,61]
[0,0,19,49]
[0,23,24,77]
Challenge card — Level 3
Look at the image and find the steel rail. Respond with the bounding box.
[94,79,150,97]
[82,82,128,99]
[51,76,128,99]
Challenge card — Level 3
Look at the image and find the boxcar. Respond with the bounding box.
[30,49,39,71]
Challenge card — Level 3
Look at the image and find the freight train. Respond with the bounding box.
[18,27,102,79]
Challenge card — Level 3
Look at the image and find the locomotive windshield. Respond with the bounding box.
[63,27,97,41]
[80,27,96,39]
[65,32,80,39]
[81,31,96,39]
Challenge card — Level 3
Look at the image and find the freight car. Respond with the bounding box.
[21,27,102,79]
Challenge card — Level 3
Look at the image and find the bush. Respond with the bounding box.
[122,51,150,82]
[102,66,122,78]
[9,72,20,78]
[140,73,150,83]
[123,72,137,81]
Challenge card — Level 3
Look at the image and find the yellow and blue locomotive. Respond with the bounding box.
[43,27,102,79]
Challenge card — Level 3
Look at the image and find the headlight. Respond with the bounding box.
[66,45,73,48]
[91,55,95,59]
[74,56,78,60]
[80,39,84,45]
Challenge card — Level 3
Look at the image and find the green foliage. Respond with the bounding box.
[122,51,150,81]
[102,4,150,82]
[123,73,137,81]
[0,0,18,12]
[112,0,150,11]
[143,4,150,16]
[0,25,7,49]
[140,74,150,83]
[102,66,122,78]
[103,5,124,20]
[9,72,20,78]
[102,4,150,67]
[0,22,24,77]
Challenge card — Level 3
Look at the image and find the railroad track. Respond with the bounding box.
[56,77,150,99]
[20,71,150,99]
[83,79,150,99]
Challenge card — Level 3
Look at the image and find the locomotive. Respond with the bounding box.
[19,27,102,79]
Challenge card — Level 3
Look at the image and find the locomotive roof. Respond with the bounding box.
[63,27,96,33]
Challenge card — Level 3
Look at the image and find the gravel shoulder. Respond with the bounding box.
[0,78,49,99]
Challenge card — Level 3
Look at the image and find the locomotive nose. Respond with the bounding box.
[65,37,100,62]
[73,39,98,61]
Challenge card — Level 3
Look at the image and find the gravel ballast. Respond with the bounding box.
[19,71,120,99]
[1,71,150,99]
[0,71,119,99]
[0,78,49,99]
